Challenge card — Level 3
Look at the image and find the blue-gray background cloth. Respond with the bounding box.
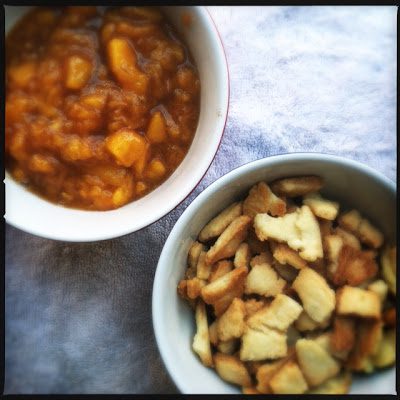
[5,6,397,394]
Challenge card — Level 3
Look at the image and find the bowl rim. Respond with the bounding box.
[4,5,230,242]
[152,152,396,394]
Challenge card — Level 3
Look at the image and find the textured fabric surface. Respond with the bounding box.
[5,6,396,394]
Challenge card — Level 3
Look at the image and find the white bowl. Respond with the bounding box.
[4,6,229,242]
[153,153,396,394]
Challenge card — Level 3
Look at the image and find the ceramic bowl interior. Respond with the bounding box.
[5,6,229,241]
[153,153,396,394]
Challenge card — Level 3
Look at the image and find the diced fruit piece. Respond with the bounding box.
[106,129,148,167]
[146,159,167,180]
[107,37,149,95]
[147,111,167,143]
[65,55,92,90]
[8,61,37,88]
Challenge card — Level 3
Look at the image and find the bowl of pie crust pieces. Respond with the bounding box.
[5,6,228,241]
[153,153,396,394]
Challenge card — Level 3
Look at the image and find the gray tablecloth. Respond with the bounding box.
[5,6,396,394]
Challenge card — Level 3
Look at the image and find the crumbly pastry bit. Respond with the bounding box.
[205,215,252,265]
[269,361,309,394]
[272,242,308,269]
[367,279,388,303]
[292,267,335,323]
[334,227,361,250]
[381,245,396,295]
[270,175,324,197]
[338,210,384,249]
[188,241,206,270]
[192,300,213,367]
[208,260,233,283]
[240,326,287,361]
[330,316,356,355]
[371,329,395,368]
[295,310,330,332]
[196,250,212,280]
[254,205,323,262]
[217,298,246,341]
[307,371,352,394]
[186,277,206,299]
[250,251,273,267]
[201,266,248,314]
[214,353,252,387]
[247,294,302,332]
[336,285,381,319]
[233,242,251,269]
[244,263,286,297]
[198,201,243,242]
[303,192,339,220]
[255,357,290,393]
[243,181,286,218]
[333,244,378,286]
[295,338,341,387]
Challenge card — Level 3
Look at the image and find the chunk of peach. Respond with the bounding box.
[112,184,133,208]
[65,55,92,90]
[8,62,37,89]
[106,129,148,167]
[147,111,167,143]
[107,37,149,95]
[146,158,167,180]
[133,142,150,178]
[28,154,56,174]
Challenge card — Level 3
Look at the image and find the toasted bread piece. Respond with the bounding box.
[247,294,302,332]
[381,245,396,295]
[331,317,356,354]
[217,339,239,355]
[214,353,252,387]
[371,329,395,368]
[295,310,329,332]
[347,320,383,371]
[240,326,287,361]
[336,286,381,319]
[192,300,213,367]
[250,251,273,267]
[212,284,245,317]
[335,227,361,250]
[334,244,378,286]
[296,338,341,387]
[244,299,267,319]
[338,210,383,249]
[234,242,251,269]
[307,371,352,394]
[201,266,248,315]
[254,205,323,262]
[217,298,246,341]
[188,241,205,270]
[324,234,344,278]
[358,219,384,249]
[186,277,207,299]
[196,250,212,280]
[303,192,339,220]
[206,215,252,265]
[243,181,286,218]
[208,320,219,347]
[292,267,335,323]
[208,260,233,283]
[270,175,323,198]
[272,243,308,269]
[255,358,289,393]
[245,263,286,297]
[338,209,362,233]
[367,279,388,303]
[269,361,309,394]
[198,201,243,242]
[273,261,299,282]
[242,386,263,394]
[177,279,188,300]
[383,307,396,328]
